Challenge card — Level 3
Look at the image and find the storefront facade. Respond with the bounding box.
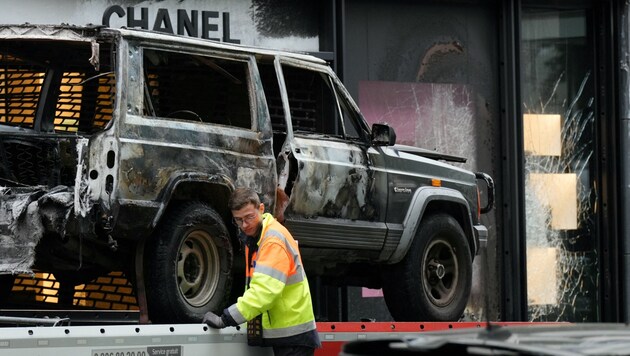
[337,0,629,323]
[2,0,629,323]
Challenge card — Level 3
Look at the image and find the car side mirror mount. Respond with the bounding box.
[371,123,397,146]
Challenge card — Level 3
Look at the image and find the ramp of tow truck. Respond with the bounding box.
[0,321,555,356]
[0,323,271,356]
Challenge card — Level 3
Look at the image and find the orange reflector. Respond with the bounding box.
[431,178,441,187]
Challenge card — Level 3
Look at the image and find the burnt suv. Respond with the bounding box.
[0,24,494,323]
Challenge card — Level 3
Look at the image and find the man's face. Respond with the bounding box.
[232,202,264,236]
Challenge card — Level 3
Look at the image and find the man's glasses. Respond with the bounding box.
[233,213,257,226]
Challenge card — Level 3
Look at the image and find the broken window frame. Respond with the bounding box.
[0,39,116,136]
[138,45,256,131]
[275,57,371,144]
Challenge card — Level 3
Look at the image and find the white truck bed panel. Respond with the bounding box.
[0,324,273,356]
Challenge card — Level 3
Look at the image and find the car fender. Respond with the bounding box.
[388,186,475,264]
[151,171,235,229]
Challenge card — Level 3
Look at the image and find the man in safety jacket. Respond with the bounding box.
[203,187,321,356]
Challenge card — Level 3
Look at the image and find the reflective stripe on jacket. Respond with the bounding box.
[227,213,317,339]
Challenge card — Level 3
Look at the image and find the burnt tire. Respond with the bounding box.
[145,201,233,323]
[382,214,472,321]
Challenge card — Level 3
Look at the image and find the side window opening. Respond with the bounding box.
[281,65,339,136]
[280,64,366,141]
[0,41,115,134]
[333,83,364,141]
[0,53,44,130]
[56,68,116,133]
[258,61,286,157]
[142,49,252,129]
[0,40,115,188]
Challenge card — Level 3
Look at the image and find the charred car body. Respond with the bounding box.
[0,24,494,323]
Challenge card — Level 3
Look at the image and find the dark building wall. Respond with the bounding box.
[340,0,502,321]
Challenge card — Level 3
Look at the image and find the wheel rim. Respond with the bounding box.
[176,229,220,307]
[421,238,459,307]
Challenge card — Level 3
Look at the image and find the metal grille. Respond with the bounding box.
[54,73,84,132]
[93,75,115,129]
[0,46,115,187]
[9,272,139,311]
[144,50,251,128]
[283,67,319,133]
[3,139,56,186]
[1,138,77,186]
[258,64,286,132]
[0,54,43,129]
[54,72,115,133]
[147,66,233,120]
[0,52,115,134]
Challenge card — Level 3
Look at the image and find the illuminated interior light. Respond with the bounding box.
[523,114,562,156]
[528,173,577,230]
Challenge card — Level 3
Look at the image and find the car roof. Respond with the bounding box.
[0,23,328,65]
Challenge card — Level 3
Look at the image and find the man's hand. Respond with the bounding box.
[202,311,226,329]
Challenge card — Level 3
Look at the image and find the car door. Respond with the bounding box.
[275,61,388,258]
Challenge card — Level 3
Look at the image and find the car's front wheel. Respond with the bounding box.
[382,213,472,321]
[145,201,233,323]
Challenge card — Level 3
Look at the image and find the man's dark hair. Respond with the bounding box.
[228,187,261,211]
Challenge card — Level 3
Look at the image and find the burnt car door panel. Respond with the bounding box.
[283,136,387,252]
[272,62,388,255]
[113,44,276,239]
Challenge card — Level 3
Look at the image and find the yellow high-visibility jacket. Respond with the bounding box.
[227,213,317,342]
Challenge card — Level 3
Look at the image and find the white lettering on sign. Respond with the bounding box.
[148,346,182,356]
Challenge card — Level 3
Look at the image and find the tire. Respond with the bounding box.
[145,201,233,323]
[382,214,472,321]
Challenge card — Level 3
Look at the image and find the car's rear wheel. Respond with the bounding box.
[145,201,233,323]
[382,214,472,321]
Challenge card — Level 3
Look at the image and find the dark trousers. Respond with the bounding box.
[272,346,315,356]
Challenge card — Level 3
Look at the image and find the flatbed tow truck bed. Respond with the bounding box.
[0,320,539,356]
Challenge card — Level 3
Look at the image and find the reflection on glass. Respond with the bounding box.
[521,7,598,321]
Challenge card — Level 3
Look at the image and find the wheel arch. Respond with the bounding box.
[388,186,476,264]
[150,173,235,232]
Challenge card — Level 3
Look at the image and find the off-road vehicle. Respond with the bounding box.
[0,24,494,323]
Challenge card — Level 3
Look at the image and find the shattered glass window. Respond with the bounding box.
[143,49,252,129]
[521,7,598,321]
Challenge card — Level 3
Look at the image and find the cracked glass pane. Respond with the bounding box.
[521,7,598,321]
